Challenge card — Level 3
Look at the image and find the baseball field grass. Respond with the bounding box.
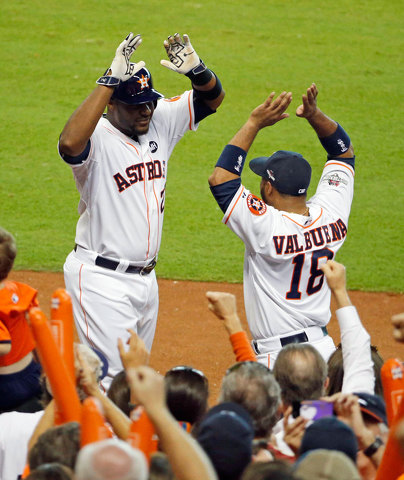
[1,0,403,292]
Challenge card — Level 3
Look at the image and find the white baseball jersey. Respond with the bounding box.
[223,160,355,341]
[66,90,198,264]
[62,90,199,389]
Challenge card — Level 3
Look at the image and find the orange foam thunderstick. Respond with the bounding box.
[374,358,404,480]
[28,307,81,423]
[81,397,113,447]
[127,406,158,463]
[50,289,75,382]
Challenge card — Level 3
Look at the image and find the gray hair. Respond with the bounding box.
[75,439,148,480]
[219,361,281,438]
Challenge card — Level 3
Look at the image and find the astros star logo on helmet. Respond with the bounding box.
[137,74,149,89]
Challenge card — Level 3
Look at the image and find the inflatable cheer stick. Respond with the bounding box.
[50,289,75,383]
[81,397,113,447]
[28,307,81,423]
[127,406,158,463]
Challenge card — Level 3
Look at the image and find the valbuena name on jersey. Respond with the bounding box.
[273,218,347,255]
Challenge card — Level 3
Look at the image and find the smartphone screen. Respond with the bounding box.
[299,400,333,421]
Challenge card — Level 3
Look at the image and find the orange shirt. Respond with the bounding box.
[0,281,38,366]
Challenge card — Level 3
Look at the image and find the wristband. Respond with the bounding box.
[194,75,222,101]
[363,436,384,457]
[319,124,351,156]
[215,145,246,176]
[185,61,213,86]
[96,75,120,87]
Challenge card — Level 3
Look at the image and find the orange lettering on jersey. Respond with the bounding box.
[247,194,267,216]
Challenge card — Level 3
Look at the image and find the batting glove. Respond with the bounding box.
[160,33,202,75]
[97,33,145,87]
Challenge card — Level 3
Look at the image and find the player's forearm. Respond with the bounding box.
[147,406,217,480]
[307,109,354,157]
[95,392,131,439]
[59,86,113,156]
[229,117,261,152]
[332,288,352,309]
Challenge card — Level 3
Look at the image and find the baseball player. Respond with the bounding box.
[208,83,355,368]
[59,32,224,389]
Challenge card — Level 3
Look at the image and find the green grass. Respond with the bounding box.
[1,0,403,291]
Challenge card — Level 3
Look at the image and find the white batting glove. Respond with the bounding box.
[97,33,145,87]
[160,33,201,74]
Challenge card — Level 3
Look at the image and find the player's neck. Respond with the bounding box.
[272,195,309,216]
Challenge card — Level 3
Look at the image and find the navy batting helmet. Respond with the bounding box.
[111,67,164,105]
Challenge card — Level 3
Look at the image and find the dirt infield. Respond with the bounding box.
[10,271,404,402]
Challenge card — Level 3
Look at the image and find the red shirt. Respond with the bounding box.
[0,281,38,366]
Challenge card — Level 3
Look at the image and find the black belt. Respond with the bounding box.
[280,326,328,347]
[95,256,156,274]
[253,326,328,354]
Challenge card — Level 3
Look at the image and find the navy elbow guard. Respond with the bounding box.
[319,124,351,156]
[215,145,247,175]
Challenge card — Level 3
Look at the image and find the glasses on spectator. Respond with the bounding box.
[225,360,270,375]
[167,365,206,379]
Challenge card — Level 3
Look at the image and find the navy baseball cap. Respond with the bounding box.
[112,67,164,105]
[355,392,388,425]
[249,150,312,196]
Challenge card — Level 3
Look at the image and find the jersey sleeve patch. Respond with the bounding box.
[247,194,267,216]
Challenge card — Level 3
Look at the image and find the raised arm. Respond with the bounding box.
[59,33,145,158]
[208,91,292,187]
[160,33,224,112]
[320,260,374,394]
[296,83,354,158]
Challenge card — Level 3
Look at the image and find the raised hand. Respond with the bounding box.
[98,33,145,86]
[296,83,318,119]
[160,33,201,74]
[248,91,292,130]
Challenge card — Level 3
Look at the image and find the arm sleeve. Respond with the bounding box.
[210,178,241,213]
[229,331,257,362]
[338,306,375,394]
[309,159,355,223]
[0,320,11,344]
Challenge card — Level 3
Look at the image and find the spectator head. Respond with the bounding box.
[75,438,148,480]
[273,344,328,407]
[195,402,254,480]
[0,227,17,281]
[107,370,131,417]
[294,449,361,480]
[327,344,384,396]
[241,459,295,480]
[354,392,389,480]
[218,361,281,438]
[28,422,80,470]
[26,463,74,480]
[164,365,209,426]
[299,416,358,463]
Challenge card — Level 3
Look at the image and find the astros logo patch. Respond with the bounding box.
[247,194,267,216]
[137,74,149,89]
